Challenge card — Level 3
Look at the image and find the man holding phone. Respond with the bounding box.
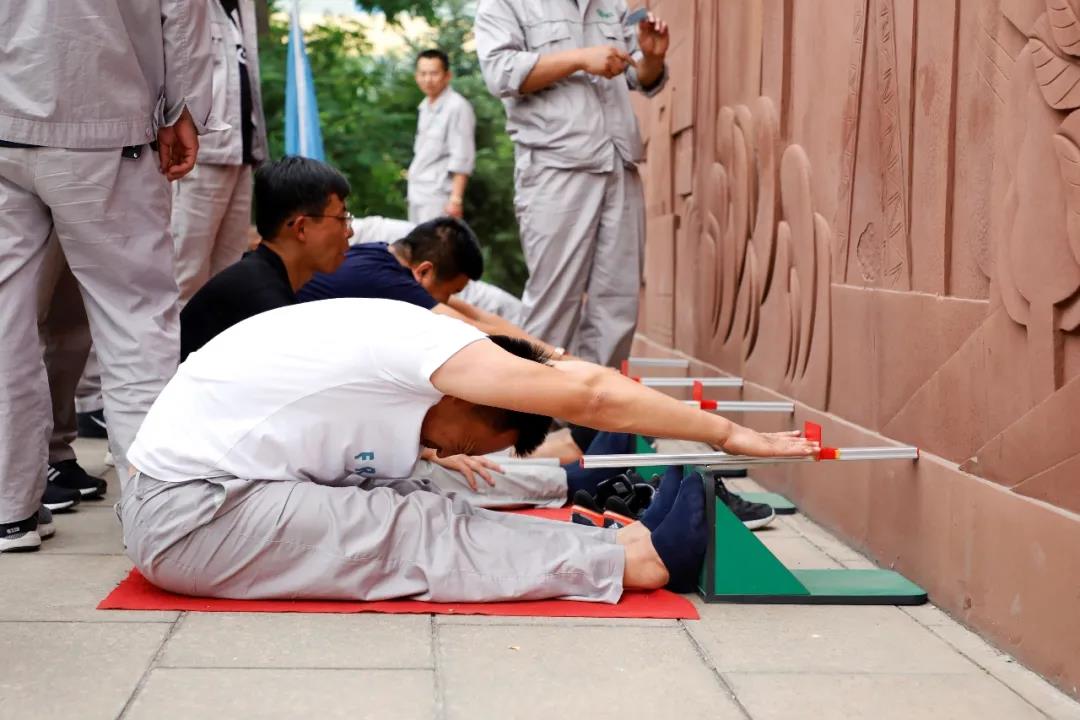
[475,2,669,369]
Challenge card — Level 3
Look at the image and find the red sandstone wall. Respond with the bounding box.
[634,0,1080,698]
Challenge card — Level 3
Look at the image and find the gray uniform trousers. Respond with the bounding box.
[407,199,449,225]
[171,163,254,305]
[0,147,177,523]
[515,157,645,368]
[119,472,624,603]
[37,236,92,465]
[415,458,566,509]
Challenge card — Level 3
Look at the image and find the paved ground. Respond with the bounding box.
[3,437,1079,720]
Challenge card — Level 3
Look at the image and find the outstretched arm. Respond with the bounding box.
[439,297,568,359]
[430,340,818,457]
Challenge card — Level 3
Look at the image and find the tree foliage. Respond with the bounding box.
[258,0,528,294]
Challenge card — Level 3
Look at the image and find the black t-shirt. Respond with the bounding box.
[296,243,439,309]
[180,244,295,361]
[218,0,256,164]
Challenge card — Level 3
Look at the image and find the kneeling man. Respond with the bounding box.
[121,299,815,602]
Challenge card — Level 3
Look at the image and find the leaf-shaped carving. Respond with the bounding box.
[1031,14,1080,108]
[750,97,780,303]
[1052,130,1080,268]
[1047,0,1080,57]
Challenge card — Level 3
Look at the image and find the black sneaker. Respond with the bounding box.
[0,512,41,553]
[48,459,107,499]
[76,409,108,439]
[715,477,775,530]
[42,482,81,512]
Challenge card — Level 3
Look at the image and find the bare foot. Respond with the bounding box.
[622,536,669,589]
[615,521,650,546]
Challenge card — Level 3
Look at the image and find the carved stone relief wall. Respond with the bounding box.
[635,0,1080,697]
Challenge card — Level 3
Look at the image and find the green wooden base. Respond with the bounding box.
[698,473,927,606]
[736,491,798,515]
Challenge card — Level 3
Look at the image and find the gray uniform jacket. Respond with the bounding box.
[198,0,268,165]
[407,87,476,205]
[0,1,215,149]
[475,0,667,172]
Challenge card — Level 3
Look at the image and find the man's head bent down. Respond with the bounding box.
[390,217,483,303]
[420,335,551,457]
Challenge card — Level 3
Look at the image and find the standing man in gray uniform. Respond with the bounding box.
[0,1,214,552]
[475,2,669,368]
[407,49,477,223]
[172,0,268,305]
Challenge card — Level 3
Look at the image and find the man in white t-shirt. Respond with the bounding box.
[120,299,817,602]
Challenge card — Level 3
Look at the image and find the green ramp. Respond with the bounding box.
[636,437,798,514]
[631,435,670,480]
[697,472,927,605]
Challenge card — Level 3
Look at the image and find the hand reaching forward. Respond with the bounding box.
[431,453,505,491]
[719,427,820,458]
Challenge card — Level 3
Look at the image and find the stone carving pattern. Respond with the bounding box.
[993,0,1080,395]
[694,96,832,408]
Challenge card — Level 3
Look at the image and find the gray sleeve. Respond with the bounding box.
[475,0,540,99]
[621,6,668,98]
[446,99,477,176]
[160,0,215,132]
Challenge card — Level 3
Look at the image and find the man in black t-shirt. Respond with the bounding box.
[180,157,352,360]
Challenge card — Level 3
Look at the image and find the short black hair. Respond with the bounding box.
[254,156,351,240]
[416,48,450,71]
[392,217,483,281]
[476,335,553,456]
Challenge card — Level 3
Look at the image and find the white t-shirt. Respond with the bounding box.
[128,298,486,484]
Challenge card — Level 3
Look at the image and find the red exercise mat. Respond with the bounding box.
[97,507,698,620]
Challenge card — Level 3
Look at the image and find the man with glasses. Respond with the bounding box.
[179,156,353,361]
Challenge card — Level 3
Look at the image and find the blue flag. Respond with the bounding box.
[285,0,325,160]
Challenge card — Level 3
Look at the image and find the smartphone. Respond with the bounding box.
[624,7,649,25]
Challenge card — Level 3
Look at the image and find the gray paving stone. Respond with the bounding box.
[0,554,177,622]
[758,535,844,570]
[124,668,434,720]
[160,612,432,669]
[438,624,744,720]
[929,622,1080,719]
[687,602,978,674]
[38,504,125,555]
[726,672,1047,720]
[0,621,169,720]
[435,614,679,627]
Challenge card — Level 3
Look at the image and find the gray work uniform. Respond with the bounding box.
[120,471,622,603]
[173,0,268,305]
[0,1,214,524]
[476,0,666,367]
[407,87,476,223]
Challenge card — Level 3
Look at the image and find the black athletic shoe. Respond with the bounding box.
[48,459,107,499]
[42,482,81,512]
[76,409,108,439]
[0,512,41,553]
[715,478,775,530]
